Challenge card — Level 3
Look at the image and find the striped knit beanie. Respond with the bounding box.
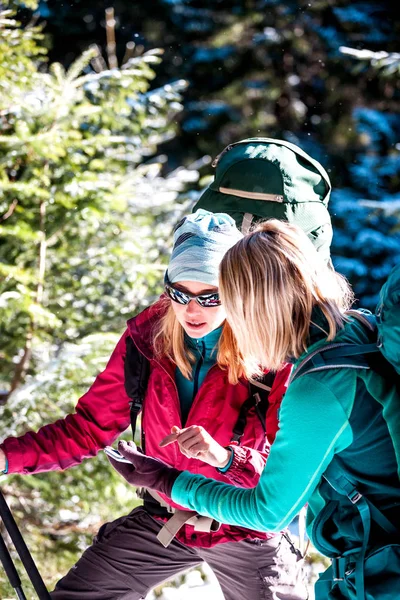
[166,209,243,286]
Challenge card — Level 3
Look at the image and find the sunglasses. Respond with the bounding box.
[164,280,222,308]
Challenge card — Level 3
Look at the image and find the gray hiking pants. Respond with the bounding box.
[51,507,308,600]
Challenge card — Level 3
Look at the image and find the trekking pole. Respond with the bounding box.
[0,489,51,600]
[0,532,26,599]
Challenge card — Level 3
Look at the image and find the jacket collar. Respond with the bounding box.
[184,325,223,360]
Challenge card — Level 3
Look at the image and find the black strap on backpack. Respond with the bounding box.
[124,336,150,449]
[231,372,276,444]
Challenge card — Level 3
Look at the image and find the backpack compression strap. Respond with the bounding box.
[289,341,378,383]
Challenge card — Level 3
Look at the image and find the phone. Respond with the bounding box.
[104,446,132,464]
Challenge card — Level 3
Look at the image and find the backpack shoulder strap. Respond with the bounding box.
[290,310,400,385]
[124,336,150,447]
[290,341,376,384]
[290,311,381,384]
[231,372,275,443]
[345,309,375,330]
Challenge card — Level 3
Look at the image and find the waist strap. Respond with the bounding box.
[137,487,221,548]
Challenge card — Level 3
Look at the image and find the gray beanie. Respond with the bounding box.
[166,209,243,286]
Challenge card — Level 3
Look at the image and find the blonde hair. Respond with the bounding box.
[153,298,244,384]
[219,219,354,379]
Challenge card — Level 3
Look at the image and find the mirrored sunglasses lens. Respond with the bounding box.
[166,286,189,305]
[198,294,221,307]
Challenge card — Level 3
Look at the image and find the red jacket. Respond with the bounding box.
[1,300,291,547]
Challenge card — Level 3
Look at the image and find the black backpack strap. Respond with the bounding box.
[124,336,150,448]
[231,372,276,444]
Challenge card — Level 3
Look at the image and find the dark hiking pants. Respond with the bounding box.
[51,507,308,600]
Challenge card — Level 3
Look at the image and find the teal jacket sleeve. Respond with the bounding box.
[171,371,355,533]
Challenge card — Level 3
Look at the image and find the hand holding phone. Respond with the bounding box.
[106,440,180,497]
[104,446,132,464]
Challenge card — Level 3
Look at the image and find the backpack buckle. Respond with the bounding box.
[230,431,243,444]
[349,490,363,504]
[129,399,142,412]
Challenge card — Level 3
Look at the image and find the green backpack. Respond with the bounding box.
[291,263,400,600]
[194,137,333,263]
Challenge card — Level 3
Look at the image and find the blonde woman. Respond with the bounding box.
[0,211,306,600]
[110,219,400,600]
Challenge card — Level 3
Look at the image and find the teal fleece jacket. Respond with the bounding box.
[171,313,400,552]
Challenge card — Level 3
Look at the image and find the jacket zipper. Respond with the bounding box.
[192,340,205,401]
[186,341,227,423]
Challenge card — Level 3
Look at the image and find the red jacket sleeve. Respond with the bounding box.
[1,331,132,475]
[222,445,268,487]
[220,363,292,488]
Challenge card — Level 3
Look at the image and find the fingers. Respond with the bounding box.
[159,425,209,454]
[159,432,179,447]
[184,441,207,456]
[159,426,182,447]
[159,425,201,447]
[117,440,141,462]
[174,425,205,445]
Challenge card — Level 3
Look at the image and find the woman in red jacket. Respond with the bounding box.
[0,210,306,600]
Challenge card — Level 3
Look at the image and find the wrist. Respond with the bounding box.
[160,466,181,498]
[0,449,7,474]
[217,446,234,473]
[218,447,231,469]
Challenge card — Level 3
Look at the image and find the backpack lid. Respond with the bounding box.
[195,138,332,259]
[209,137,331,204]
